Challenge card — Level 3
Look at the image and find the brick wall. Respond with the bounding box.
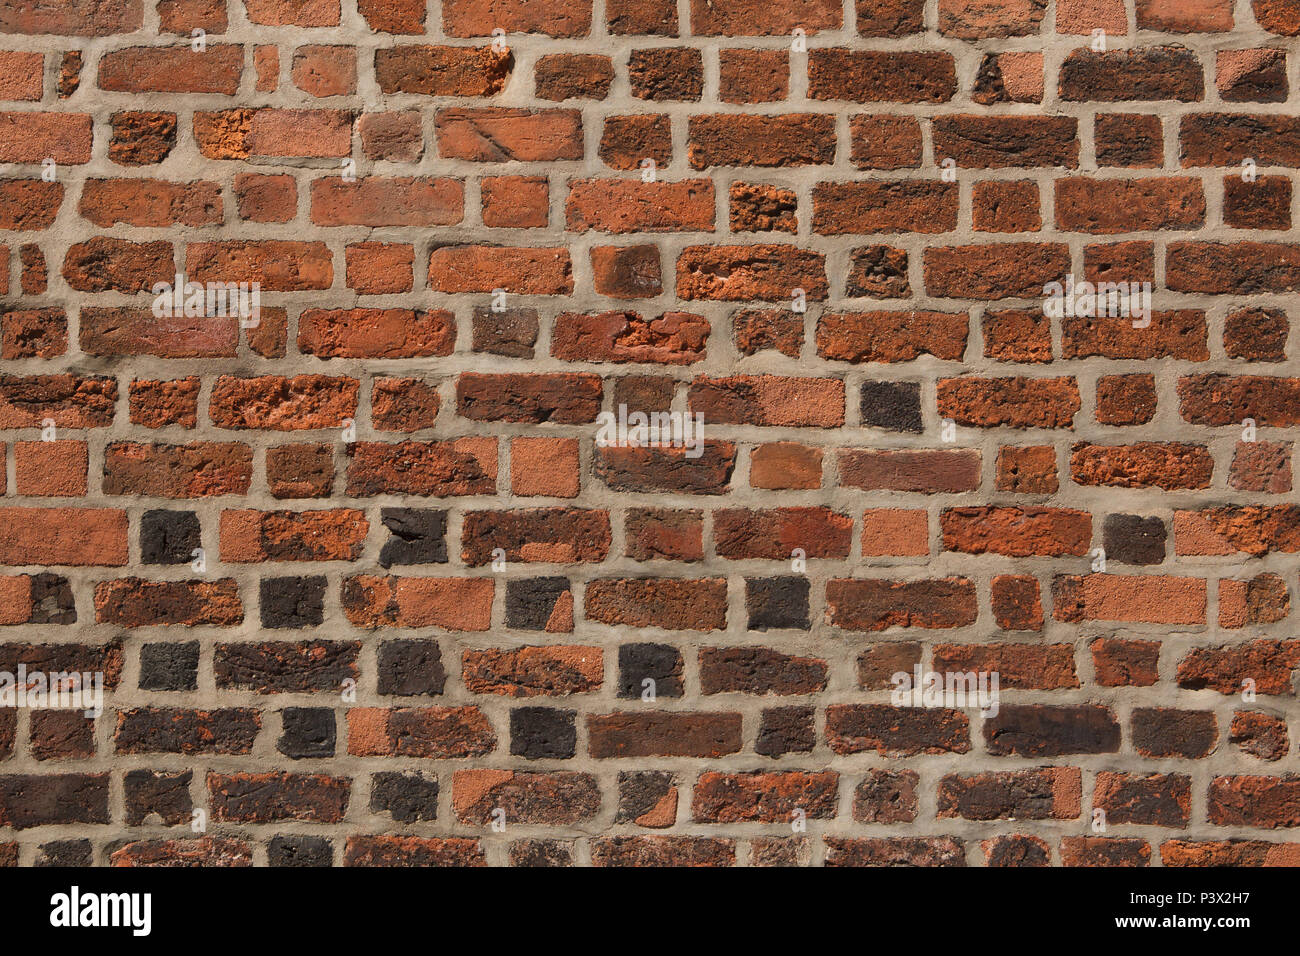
[0,0,1295,867]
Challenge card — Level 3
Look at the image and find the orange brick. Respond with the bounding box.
[750,442,822,490]
[511,437,580,498]
[14,440,88,497]
[482,176,549,229]
[862,508,929,557]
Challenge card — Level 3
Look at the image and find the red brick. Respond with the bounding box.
[818,311,967,363]
[0,179,62,229]
[13,440,86,497]
[0,112,91,163]
[219,509,367,562]
[1053,574,1207,624]
[298,309,455,359]
[98,45,243,93]
[482,175,548,228]
[310,177,463,227]
[234,173,296,223]
[677,245,827,302]
[566,178,714,232]
[291,45,356,97]
[95,579,242,626]
[688,114,836,167]
[808,50,956,102]
[838,449,981,493]
[186,241,332,291]
[585,578,727,630]
[937,376,1080,428]
[429,245,573,294]
[103,441,251,498]
[435,108,582,162]
[209,375,357,430]
[689,375,843,426]
[0,508,126,566]
[941,506,1091,557]
[924,243,1071,299]
[342,576,494,630]
[345,243,413,294]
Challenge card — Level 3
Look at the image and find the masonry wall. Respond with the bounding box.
[0,0,1296,867]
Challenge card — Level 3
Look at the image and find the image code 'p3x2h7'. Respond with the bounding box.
[0,0,1294,882]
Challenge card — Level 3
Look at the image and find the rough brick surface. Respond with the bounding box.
[0,0,1292,870]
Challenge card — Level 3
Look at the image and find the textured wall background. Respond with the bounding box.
[0,0,1297,866]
